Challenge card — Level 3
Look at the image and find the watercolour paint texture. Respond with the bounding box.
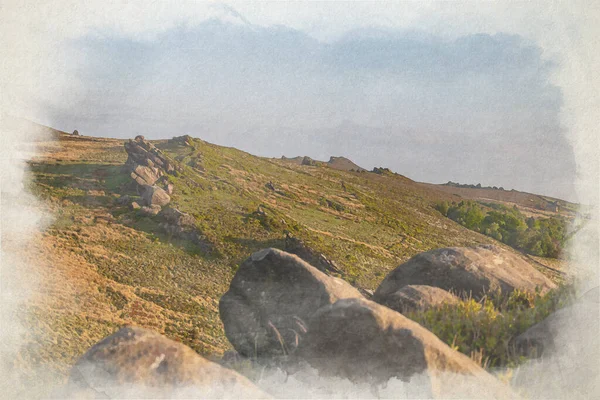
[0,1,598,399]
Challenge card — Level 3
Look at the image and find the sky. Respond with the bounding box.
[2,1,599,203]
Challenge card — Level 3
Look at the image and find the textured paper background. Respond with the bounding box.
[1,1,598,398]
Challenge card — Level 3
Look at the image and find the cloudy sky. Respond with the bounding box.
[3,1,599,203]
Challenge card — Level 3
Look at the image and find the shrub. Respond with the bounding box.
[405,284,576,369]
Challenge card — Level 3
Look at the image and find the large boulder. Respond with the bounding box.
[379,284,460,314]
[141,185,171,207]
[67,326,268,398]
[219,248,362,358]
[296,298,513,398]
[374,245,556,302]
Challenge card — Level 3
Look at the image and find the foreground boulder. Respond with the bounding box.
[67,326,267,398]
[296,298,513,398]
[378,284,459,314]
[374,245,556,302]
[219,248,362,358]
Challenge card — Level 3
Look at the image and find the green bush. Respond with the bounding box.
[436,200,569,258]
[406,284,575,368]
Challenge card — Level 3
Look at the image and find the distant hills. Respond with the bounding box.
[280,155,367,172]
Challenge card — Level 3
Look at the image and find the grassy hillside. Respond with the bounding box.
[18,130,571,391]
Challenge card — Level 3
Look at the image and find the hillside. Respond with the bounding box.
[18,129,571,392]
[421,182,581,219]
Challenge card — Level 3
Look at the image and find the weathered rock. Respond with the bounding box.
[141,185,171,207]
[72,129,79,136]
[284,233,342,275]
[160,207,196,227]
[140,205,162,216]
[157,207,211,251]
[130,202,141,210]
[379,284,460,314]
[165,182,174,195]
[170,135,194,146]
[130,164,162,186]
[296,298,513,398]
[301,156,316,166]
[67,326,268,398]
[219,248,362,358]
[124,137,179,177]
[374,245,556,302]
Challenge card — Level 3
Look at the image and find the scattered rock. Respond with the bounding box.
[254,205,266,217]
[378,284,459,314]
[141,185,171,207]
[284,233,342,275]
[158,207,211,251]
[219,248,362,358]
[140,205,162,216]
[374,245,556,301]
[296,297,513,398]
[160,207,196,228]
[67,326,268,398]
[130,202,141,210]
[165,182,174,195]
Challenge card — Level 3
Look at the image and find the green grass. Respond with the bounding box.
[25,133,573,382]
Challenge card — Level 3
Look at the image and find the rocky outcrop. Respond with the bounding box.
[219,248,362,358]
[296,297,513,398]
[141,185,171,207]
[374,245,556,301]
[301,156,317,166]
[124,136,177,174]
[140,205,162,216]
[378,284,459,314]
[284,233,342,275]
[72,129,79,136]
[130,163,162,187]
[67,326,267,398]
[170,135,194,146]
[123,135,182,191]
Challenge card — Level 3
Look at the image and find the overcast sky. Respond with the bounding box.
[3,1,599,203]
